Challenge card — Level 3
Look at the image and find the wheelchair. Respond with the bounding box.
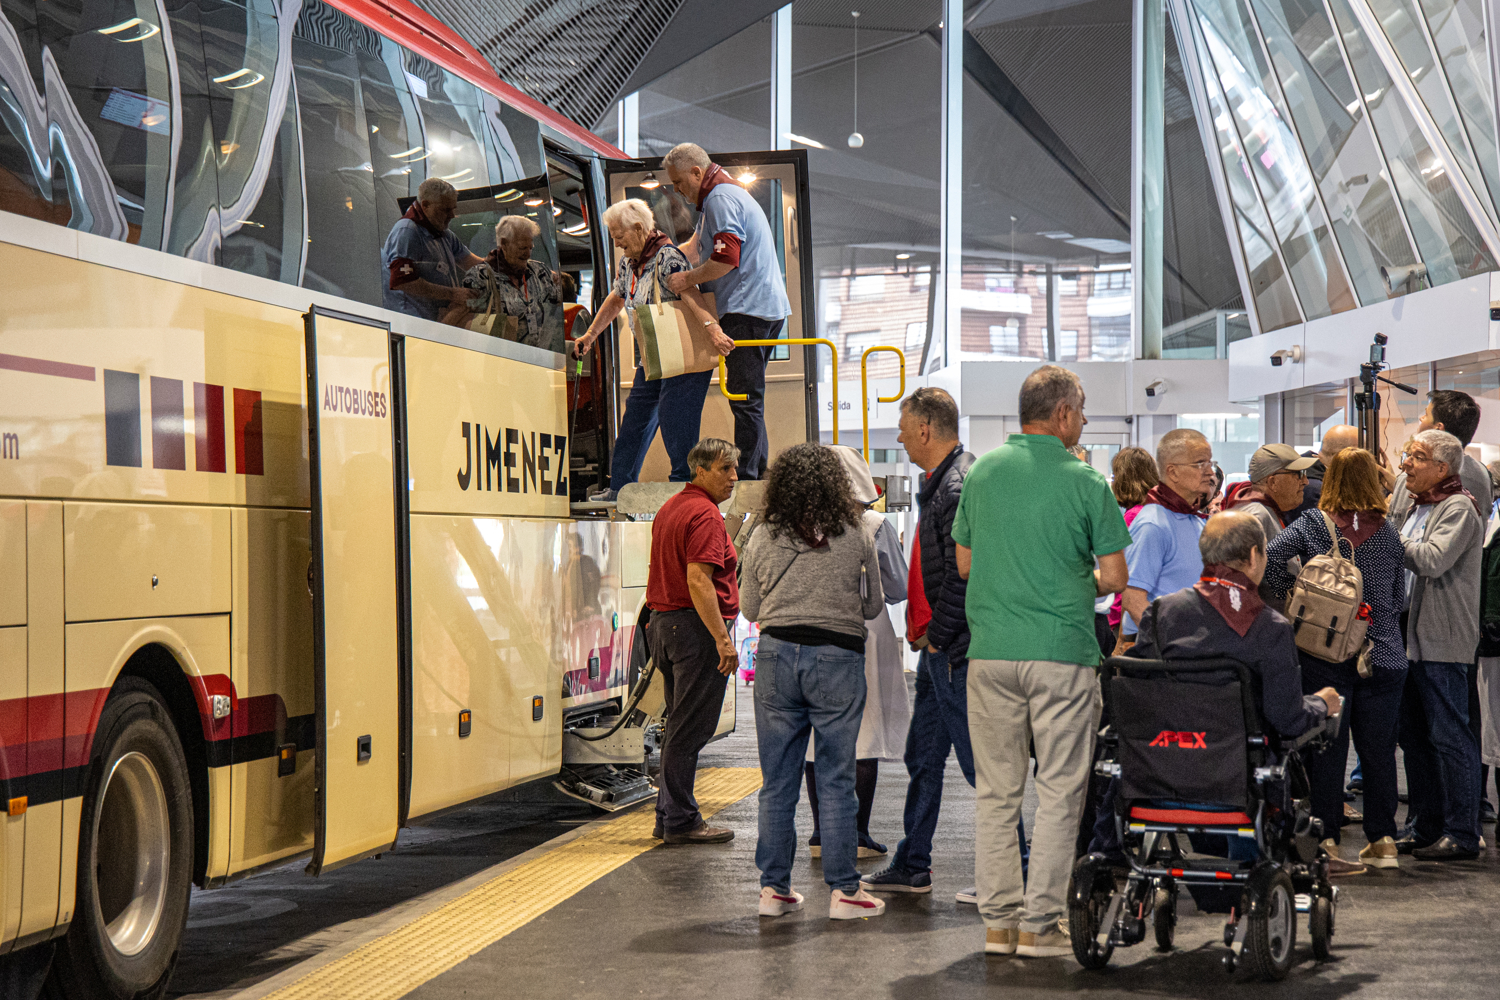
[1068,655,1342,981]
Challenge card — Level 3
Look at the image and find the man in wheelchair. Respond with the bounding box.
[1071,511,1344,979]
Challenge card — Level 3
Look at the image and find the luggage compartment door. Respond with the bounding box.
[304,308,408,875]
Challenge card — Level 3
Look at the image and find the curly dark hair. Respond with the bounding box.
[762,443,862,541]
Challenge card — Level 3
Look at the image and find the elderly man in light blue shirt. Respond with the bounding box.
[1120,428,1216,638]
[664,142,792,481]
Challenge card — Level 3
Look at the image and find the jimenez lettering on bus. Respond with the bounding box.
[322,384,388,418]
[455,422,566,497]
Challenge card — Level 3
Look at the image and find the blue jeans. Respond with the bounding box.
[1400,660,1482,849]
[893,648,1027,874]
[1300,656,1405,844]
[609,365,712,489]
[754,636,867,892]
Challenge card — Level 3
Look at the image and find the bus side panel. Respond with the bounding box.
[1,626,26,950]
[18,501,62,941]
[228,508,316,875]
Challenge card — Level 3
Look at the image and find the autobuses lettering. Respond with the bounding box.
[322,383,388,419]
[455,422,566,496]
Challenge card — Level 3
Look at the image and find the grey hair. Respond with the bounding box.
[899,386,959,440]
[1018,365,1083,424]
[1412,428,1464,475]
[496,214,541,243]
[1157,427,1209,470]
[601,198,655,237]
[1199,510,1265,566]
[687,437,740,476]
[663,142,711,173]
[417,177,455,204]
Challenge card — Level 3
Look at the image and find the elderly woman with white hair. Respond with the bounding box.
[1395,427,1486,861]
[571,198,734,500]
[458,214,565,352]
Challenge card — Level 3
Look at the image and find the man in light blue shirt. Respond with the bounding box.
[380,177,483,322]
[664,143,792,480]
[1120,428,1216,637]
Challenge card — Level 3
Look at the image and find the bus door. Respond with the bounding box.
[303,307,410,875]
[602,150,819,478]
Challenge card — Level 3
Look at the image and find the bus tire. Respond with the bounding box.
[45,678,194,1000]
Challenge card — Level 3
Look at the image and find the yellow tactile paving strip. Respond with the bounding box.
[263,767,762,1000]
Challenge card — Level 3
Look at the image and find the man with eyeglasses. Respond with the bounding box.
[1118,428,1216,647]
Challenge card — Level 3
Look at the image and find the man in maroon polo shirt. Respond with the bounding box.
[649,438,741,844]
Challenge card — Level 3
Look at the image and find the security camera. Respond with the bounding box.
[1381,263,1428,296]
[1270,346,1304,367]
[1144,378,1167,398]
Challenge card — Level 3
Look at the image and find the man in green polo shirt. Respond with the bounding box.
[953,364,1130,959]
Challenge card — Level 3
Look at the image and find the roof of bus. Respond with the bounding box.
[323,0,627,161]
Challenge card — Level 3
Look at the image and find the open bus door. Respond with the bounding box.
[303,307,410,875]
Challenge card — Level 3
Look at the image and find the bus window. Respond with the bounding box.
[198,0,305,283]
[291,6,381,305]
[482,90,542,184]
[361,39,423,265]
[550,148,607,499]
[402,55,489,194]
[31,0,177,246]
[0,0,66,228]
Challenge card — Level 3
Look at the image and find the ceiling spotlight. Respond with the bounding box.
[895,252,911,259]
[552,205,563,216]
[737,170,757,184]
[640,172,661,189]
[523,196,546,207]
[847,132,864,148]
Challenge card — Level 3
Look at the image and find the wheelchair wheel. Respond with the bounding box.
[1309,894,1333,961]
[1244,869,1297,981]
[1152,886,1177,951]
[1067,857,1117,970]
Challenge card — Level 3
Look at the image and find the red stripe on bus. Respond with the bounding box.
[233,388,264,476]
[195,382,227,473]
[0,352,96,381]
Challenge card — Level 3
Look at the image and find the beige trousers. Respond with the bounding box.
[967,658,1101,933]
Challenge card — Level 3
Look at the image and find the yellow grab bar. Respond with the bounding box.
[860,346,906,463]
[717,338,839,443]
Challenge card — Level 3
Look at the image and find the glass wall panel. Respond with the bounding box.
[636,18,769,155]
[1416,0,1500,217]
[1365,0,1497,223]
[1251,0,1416,306]
[1329,0,1495,281]
[1184,1,1304,330]
[1192,0,1356,318]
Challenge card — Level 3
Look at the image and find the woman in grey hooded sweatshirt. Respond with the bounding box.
[741,443,885,920]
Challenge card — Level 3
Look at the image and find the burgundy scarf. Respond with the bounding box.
[403,200,444,237]
[1142,483,1210,520]
[1413,474,1484,517]
[1221,481,1282,524]
[630,229,673,277]
[695,162,735,210]
[1330,510,1385,549]
[1194,564,1265,637]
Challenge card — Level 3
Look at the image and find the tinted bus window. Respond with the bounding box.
[361,40,422,264]
[0,0,68,227]
[31,0,176,245]
[160,0,224,260]
[292,1,379,304]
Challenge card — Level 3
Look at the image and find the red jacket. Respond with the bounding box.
[906,531,932,641]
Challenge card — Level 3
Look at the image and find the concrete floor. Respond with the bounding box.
[172,676,1500,999]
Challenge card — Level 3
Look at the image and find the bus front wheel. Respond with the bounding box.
[46,678,194,1000]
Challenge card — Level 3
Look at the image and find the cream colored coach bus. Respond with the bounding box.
[0,0,819,995]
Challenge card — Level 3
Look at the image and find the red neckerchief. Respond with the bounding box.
[630,230,673,278]
[1142,483,1210,520]
[1221,481,1282,524]
[1194,563,1265,637]
[1413,474,1484,517]
[486,249,532,301]
[1330,510,1385,548]
[403,200,444,237]
[695,162,734,211]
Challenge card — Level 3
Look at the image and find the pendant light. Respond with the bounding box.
[847,11,863,148]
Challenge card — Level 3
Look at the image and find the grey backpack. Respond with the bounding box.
[1287,511,1367,663]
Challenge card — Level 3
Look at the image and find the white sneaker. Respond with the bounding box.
[829,887,886,919]
[759,886,804,916]
[955,885,978,904]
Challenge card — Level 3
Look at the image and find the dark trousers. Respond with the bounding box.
[719,313,782,481]
[892,649,1028,874]
[609,365,712,489]
[1299,655,1405,844]
[1400,659,1482,850]
[650,609,730,835]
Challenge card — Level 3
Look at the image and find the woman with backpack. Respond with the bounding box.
[1265,447,1408,875]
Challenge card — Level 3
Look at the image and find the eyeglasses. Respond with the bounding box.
[1169,460,1214,471]
[1403,452,1434,464]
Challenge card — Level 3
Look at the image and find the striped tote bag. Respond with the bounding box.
[635,261,720,381]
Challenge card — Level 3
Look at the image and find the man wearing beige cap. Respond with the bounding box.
[1224,443,1317,548]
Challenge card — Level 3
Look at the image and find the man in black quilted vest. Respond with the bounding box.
[863,388,1023,901]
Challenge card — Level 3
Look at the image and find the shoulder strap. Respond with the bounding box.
[652,257,664,307]
[1318,510,1353,560]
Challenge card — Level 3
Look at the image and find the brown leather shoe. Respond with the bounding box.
[664,823,734,845]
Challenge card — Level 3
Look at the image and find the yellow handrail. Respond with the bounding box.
[860,346,906,463]
[717,338,839,443]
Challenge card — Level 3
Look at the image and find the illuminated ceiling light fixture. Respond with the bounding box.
[493,188,521,202]
[552,205,563,216]
[389,145,429,161]
[847,11,863,148]
[563,221,591,235]
[640,172,661,189]
[438,168,473,182]
[98,17,160,42]
[737,170,757,184]
[895,252,911,259]
[783,132,827,149]
[523,195,546,207]
[212,67,265,89]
